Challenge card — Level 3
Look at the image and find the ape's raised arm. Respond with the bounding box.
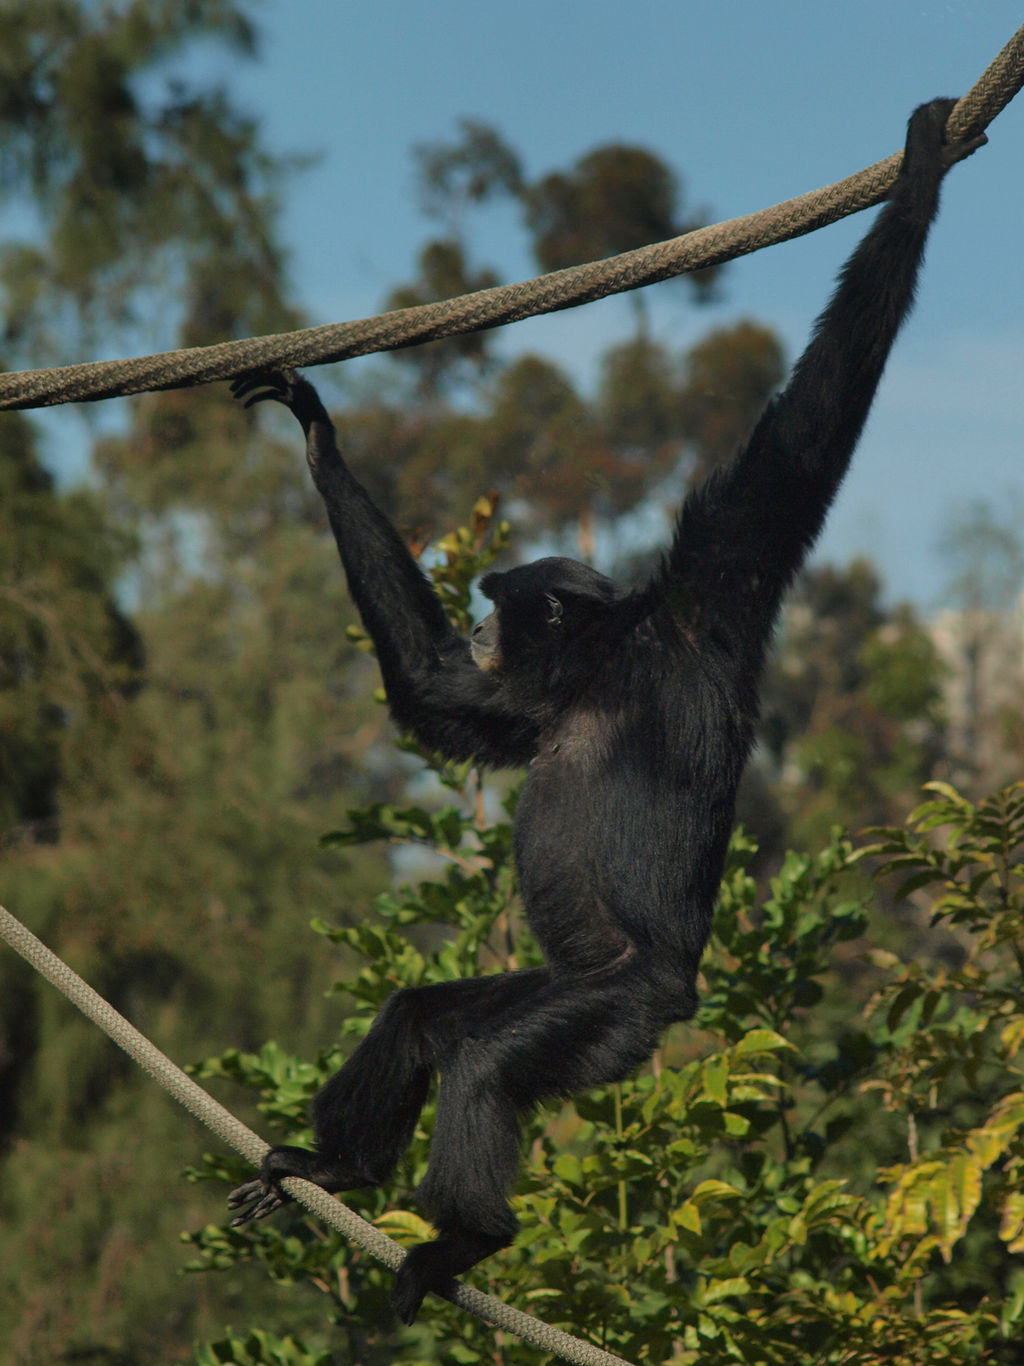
[658,99,985,670]
[232,371,539,767]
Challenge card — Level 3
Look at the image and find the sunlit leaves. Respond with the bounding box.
[861,782,1024,1289]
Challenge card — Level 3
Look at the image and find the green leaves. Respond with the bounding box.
[190,751,1024,1360]
[196,1328,334,1366]
[864,781,1024,949]
[699,825,868,1041]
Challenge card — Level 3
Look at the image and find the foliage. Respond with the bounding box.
[522,144,719,305]
[677,321,786,484]
[0,0,294,361]
[327,317,787,561]
[186,527,1024,1366]
[384,240,501,399]
[385,117,725,406]
[760,560,948,848]
[941,499,1024,615]
[0,409,140,836]
[0,8,360,1362]
[197,1330,335,1366]
[410,117,716,302]
[933,499,1024,792]
[860,784,1024,1274]
[414,119,525,225]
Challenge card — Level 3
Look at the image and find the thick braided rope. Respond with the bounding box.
[1,21,1022,412]
[0,904,632,1366]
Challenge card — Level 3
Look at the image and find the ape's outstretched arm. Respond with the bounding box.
[232,371,538,767]
[660,99,985,668]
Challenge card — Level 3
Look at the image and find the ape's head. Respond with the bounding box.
[471,557,624,689]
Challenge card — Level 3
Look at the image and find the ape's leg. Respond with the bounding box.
[227,968,551,1223]
[391,961,671,1323]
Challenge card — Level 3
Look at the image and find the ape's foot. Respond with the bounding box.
[227,1144,359,1228]
[390,1230,512,1325]
[227,1176,285,1225]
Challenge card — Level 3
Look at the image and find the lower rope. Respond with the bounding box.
[0,904,633,1366]
[0,19,1021,411]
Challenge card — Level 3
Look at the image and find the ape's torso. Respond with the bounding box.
[512,631,751,989]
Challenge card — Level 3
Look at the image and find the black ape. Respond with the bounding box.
[228,101,983,1322]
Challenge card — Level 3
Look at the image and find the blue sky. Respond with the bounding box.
[44,2,1024,606]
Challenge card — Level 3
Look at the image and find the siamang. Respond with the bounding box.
[227,100,983,1323]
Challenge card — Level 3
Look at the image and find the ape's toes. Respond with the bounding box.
[227,1178,287,1226]
[226,1177,264,1210]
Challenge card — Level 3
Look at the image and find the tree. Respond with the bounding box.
[413,119,524,228]
[678,321,786,484]
[943,499,1024,616]
[384,239,500,399]
[759,561,947,849]
[0,5,366,1361]
[932,500,1024,789]
[405,121,720,349]
[0,0,294,362]
[599,334,680,459]
[0,411,140,841]
[524,144,720,314]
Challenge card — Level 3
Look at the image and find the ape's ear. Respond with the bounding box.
[480,571,503,603]
[544,594,563,628]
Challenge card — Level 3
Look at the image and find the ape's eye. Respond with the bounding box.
[544,594,563,627]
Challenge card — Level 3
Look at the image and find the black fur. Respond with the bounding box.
[227,101,983,1323]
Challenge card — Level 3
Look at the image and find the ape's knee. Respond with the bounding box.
[368,985,437,1064]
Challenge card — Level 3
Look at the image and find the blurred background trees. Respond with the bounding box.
[0,3,1022,1362]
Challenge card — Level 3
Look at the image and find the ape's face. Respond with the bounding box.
[470,611,501,671]
[473,557,623,678]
